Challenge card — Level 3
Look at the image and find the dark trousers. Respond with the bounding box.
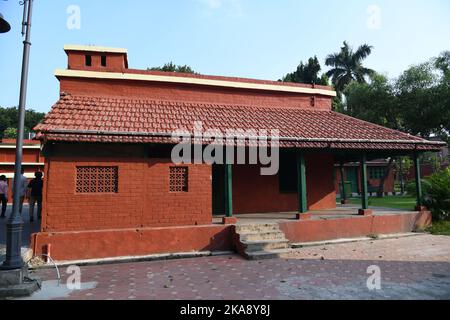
[0,194,7,217]
[29,195,42,221]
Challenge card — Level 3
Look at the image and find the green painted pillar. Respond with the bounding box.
[340,162,346,202]
[360,154,369,210]
[297,151,307,213]
[413,152,423,207]
[224,164,233,217]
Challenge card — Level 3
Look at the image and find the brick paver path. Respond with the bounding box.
[24,234,450,300]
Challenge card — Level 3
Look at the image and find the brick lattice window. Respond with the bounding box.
[169,167,188,192]
[76,166,118,193]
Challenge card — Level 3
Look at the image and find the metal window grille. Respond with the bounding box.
[76,166,118,193]
[169,167,188,192]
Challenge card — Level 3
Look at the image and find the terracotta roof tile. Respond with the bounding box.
[34,95,443,151]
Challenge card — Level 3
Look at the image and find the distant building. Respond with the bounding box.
[0,138,45,203]
[334,159,396,197]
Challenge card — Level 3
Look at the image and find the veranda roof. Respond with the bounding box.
[34,94,444,151]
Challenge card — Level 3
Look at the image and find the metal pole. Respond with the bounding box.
[2,0,33,270]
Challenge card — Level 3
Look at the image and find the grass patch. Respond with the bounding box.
[426,220,450,236]
[344,195,416,211]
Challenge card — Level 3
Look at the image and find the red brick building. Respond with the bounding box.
[334,159,396,197]
[0,138,44,203]
[30,45,443,261]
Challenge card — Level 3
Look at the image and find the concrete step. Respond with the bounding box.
[242,239,290,252]
[240,231,286,241]
[245,248,293,260]
[235,223,280,233]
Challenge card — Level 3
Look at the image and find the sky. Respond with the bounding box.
[0,0,449,113]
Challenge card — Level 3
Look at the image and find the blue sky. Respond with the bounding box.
[0,0,449,113]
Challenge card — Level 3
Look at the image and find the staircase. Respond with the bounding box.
[234,223,292,260]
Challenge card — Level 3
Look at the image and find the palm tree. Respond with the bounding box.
[325,41,375,93]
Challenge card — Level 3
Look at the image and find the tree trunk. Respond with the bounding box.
[377,158,394,197]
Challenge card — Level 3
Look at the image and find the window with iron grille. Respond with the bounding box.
[169,166,188,192]
[369,167,386,180]
[76,166,118,193]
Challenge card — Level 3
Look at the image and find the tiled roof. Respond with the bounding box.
[34,95,443,151]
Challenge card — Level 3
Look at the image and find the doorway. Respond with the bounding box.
[212,164,225,215]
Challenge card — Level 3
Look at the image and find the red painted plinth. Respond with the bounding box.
[222,217,238,225]
[296,213,312,220]
[358,209,373,216]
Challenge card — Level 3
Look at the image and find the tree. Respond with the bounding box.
[281,56,329,85]
[148,62,197,74]
[395,156,413,195]
[0,106,45,139]
[344,73,400,129]
[325,41,375,93]
[395,61,444,138]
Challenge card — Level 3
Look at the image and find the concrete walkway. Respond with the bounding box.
[21,234,450,300]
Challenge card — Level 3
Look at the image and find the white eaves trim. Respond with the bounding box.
[0,173,44,179]
[64,44,127,54]
[0,162,44,166]
[54,69,337,97]
[0,145,40,149]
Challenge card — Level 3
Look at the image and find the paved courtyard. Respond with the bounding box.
[19,233,450,300]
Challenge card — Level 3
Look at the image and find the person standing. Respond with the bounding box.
[12,167,29,215]
[0,175,8,218]
[27,171,43,222]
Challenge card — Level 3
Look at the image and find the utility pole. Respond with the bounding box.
[2,0,34,270]
[0,0,39,298]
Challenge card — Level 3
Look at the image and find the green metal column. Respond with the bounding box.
[297,151,307,213]
[413,152,423,207]
[339,162,346,202]
[224,164,233,217]
[360,154,369,210]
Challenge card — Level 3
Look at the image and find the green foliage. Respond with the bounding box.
[342,51,450,140]
[3,127,17,138]
[344,73,400,129]
[0,106,45,139]
[395,156,413,175]
[422,166,450,220]
[426,220,450,236]
[396,61,443,137]
[148,62,197,74]
[331,95,345,112]
[405,180,418,197]
[281,56,329,85]
[325,41,375,93]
